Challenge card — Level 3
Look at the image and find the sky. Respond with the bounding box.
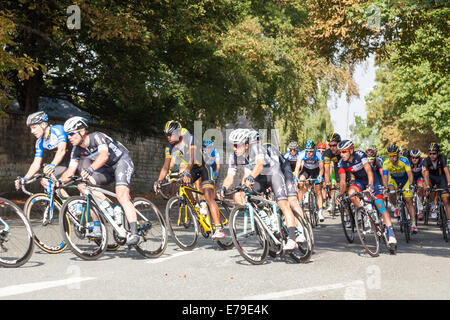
[327,54,377,140]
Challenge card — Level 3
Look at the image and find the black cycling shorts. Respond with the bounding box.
[190,164,215,188]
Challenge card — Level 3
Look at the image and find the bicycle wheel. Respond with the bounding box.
[212,200,234,250]
[340,201,355,243]
[439,201,448,242]
[289,212,313,263]
[0,198,34,268]
[354,208,380,257]
[132,197,168,258]
[400,205,411,243]
[330,190,338,217]
[229,205,269,265]
[59,196,108,260]
[24,193,67,254]
[159,180,179,200]
[165,197,199,250]
[307,192,317,227]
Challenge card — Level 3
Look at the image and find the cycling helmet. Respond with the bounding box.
[64,116,88,133]
[229,128,251,145]
[327,132,341,143]
[288,141,299,150]
[387,144,400,155]
[248,130,260,143]
[366,148,377,157]
[26,111,48,126]
[337,139,354,150]
[305,140,315,150]
[317,142,327,150]
[427,142,440,153]
[203,140,213,147]
[164,120,181,135]
[410,149,421,158]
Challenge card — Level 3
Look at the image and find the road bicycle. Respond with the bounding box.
[0,197,34,267]
[385,188,414,243]
[164,179,233,250]
[426,188,448,242]
[345,190,396,257]
[298,178,322,227]
[228,185,313,265]
[59,176,168,260]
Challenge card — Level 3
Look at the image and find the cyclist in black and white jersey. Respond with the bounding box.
[59,117,139,245]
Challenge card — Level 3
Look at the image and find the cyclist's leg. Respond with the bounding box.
[401,179,416,223]
[281,161,305,218]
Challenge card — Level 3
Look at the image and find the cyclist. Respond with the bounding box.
[337,140,397,248]
[366,147,383,181]
[153,120,226,240]
[295,140,325,222]
[59,116,140,245]
[410,149,425,220]
[317,142,327,208]
[14,111,71,195]
[382,145,418,233]
[218,128,304,250]
[202,140,221,182]
[422,143,450,232]
[323,132,344,211]
[283,141,301,172]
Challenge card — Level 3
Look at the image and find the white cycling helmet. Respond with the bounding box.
[229,128,251,144]
[337,139,354,150]
[64,116,88,133]
[247,130,260,143]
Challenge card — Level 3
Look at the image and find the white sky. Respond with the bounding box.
[327,55,377,140]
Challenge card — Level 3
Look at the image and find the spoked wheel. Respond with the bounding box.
[400,205,411,243]
[354,208,380,257]
[289,213,313,263]
[132,197,168,258]
[24,193,68,254]
[439,202,448,242]
[0,198,34,268]
[340,201,355,243]
[229,205,268,265]
[159,180,179,200]
[59,196,108,260]
[165,197,199,250]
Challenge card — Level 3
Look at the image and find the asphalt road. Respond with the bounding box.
[0,209,448,301]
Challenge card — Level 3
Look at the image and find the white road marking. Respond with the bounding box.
[0,277,95,298]
[146,247,204,264]
[243,280,367,300]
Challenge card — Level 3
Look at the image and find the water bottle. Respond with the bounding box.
[269,213,278,232]
[199,201,208,218]
[113,205,123,226]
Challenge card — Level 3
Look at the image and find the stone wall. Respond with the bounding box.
[0,113,233,198]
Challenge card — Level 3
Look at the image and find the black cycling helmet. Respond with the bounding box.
[327,132,341,143]
[427,142,440,153]
[402,149,410,158]
[164,120,181,135]
[387,144,400,155]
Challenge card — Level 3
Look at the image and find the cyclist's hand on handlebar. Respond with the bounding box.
[14,176,27,190]
[153,180,162,193]
[366,184,374,194]
[244,175,255,188]
[180,171,192,184]
[43,163,56,175]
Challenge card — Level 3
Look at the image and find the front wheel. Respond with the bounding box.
[439,202,448,242]
[340,201,355,243]
[59,196,108,260]
[354,208,380,257]
[165,197,199,250]
[213,200,234,250]
[133,197,168,258]
[229,205,269,265]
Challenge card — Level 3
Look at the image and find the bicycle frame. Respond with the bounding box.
[0,217,10,233]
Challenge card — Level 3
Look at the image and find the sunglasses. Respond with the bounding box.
[429,152,437,155]
[306,150,315,153]
[233,143,244,148]
[329,144,338,147]
[340,149,351,154]
[411,156,420,159]
[67,131,79,136]
[318,149,326,152]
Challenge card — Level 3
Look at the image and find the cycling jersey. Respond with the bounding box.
[283,150,301,171]
[422,154,447,176]
[297,150,323,170]
[203,147,220,170]
[410,158,424,183]
[165,128,203,166]
[34,125,68,158]
[227,142,279,176]
[382,156,411,181]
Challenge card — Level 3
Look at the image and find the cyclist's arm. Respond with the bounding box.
[157,157,172,181]
[364,162,374,186]
[338,169,346,195]
[294,159,302,178]
[89,149,109,171]
[422,168,431,188]
[49,142,67,167]
[250,158,264,179]
[221,172,235,191]
[319,160,324,177]
[444,166,450,187]
[59,164,77,183]
[24,157,42,180]
[406,168,414,186]
[324,163,331,185]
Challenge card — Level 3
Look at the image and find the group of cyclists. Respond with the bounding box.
[13,111,450,258]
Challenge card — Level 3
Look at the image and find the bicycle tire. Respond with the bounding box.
[133,197,168,258]
[354,208,380,257]
[214,200,234,250]
[229,205,269,265]
[330,190,338,217]
[339,201,355,243]
[59,196,108,260]
[165,196,199,250]
[439,202,448,242]
[24,193,68,254]
[0,198,34,268]
[400,204,411,243]
[289,212,313,263]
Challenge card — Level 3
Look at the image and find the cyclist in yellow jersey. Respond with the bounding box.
[382,145,418,233]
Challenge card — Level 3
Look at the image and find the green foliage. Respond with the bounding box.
[349,115,379,150]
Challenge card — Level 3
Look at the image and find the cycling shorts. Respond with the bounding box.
[388,176,413,198]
